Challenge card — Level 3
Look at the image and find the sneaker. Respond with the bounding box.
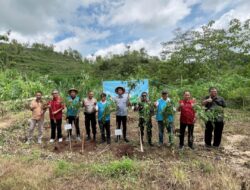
[86,136,91,141]
[38,139,42,144]
[58,138,63,143]
[76,136,81,141]
[66,137,70,142]
[49,139,54,143]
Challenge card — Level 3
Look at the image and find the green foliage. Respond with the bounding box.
[161,99,176,125]
[0,18,250,111]
[92,158,139,178]
[137,101,154,123]
[0,69,53,101]
[54,160,81,177]
[101,100,116,124]
[193,104,226,123]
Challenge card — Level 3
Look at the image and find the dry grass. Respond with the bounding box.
[0,109,249,190]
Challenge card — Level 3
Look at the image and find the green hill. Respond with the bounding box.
[0,41,87,79]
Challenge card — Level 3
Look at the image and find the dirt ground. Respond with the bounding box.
[0,109,249,189]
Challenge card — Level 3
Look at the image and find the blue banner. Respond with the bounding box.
[102,79,149,103]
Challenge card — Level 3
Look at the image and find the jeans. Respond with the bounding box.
[158,121,174,145]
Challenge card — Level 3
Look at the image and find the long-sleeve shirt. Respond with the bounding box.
[204,96,226,122]
[204,96,226,111]
[113,94,129,116]
[48,97,64,120]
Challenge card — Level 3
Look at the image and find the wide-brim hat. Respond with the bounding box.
[161,89,168,94]
[68,88,78,94]
[115,86,125,94]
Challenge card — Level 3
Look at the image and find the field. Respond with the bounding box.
[0,17,250,190]
[0,108,249,190]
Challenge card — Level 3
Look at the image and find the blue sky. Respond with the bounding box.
[0,0,249,58]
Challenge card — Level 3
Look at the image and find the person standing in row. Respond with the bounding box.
[96,93,111,144]
[27,91,46,144]
[178,91,196,149]
[114,86,130,142]
[155,90,175,147]
[202,87,226,147]
[83,91,97,141]
[135,92,154,146]
[66,88,81,141]
[48,89,65,143]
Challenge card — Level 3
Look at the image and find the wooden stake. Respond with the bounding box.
[139,128,144,152]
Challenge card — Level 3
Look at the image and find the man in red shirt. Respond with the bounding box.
[178,91,196,149]
[47,89,65,143]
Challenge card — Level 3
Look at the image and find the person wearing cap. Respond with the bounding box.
[134,92,154,146]
[26,91,47,144]
[113,86,130,142]
[202,87,226,148]
[47,90,65,143]
[83,91,97,141]
[177,91,196,149]
[66,88,81,141]
[154,90,176,147]
[96,93,111,144]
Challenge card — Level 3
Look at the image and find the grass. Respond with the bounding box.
[91,158,139,178]
[0,109,249,189]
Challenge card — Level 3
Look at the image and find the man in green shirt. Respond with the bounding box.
[135,92,154,146]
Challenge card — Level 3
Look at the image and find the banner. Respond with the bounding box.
[102,79,149,103]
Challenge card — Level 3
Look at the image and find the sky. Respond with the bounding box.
[0,0,250,58]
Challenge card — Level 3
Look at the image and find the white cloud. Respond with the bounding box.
[2,0,249,58]
[213,0,250,29]
[199,0,233,13]
[54,28,111,52]
[0,0,109,54]
[91,38,162,58]
[99,0,199,27]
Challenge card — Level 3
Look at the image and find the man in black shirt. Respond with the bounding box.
[202,87,226,147]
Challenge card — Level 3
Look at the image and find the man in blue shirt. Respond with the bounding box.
[96,93,111,144]
[154,90,175,147]
[66,88,81,141]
